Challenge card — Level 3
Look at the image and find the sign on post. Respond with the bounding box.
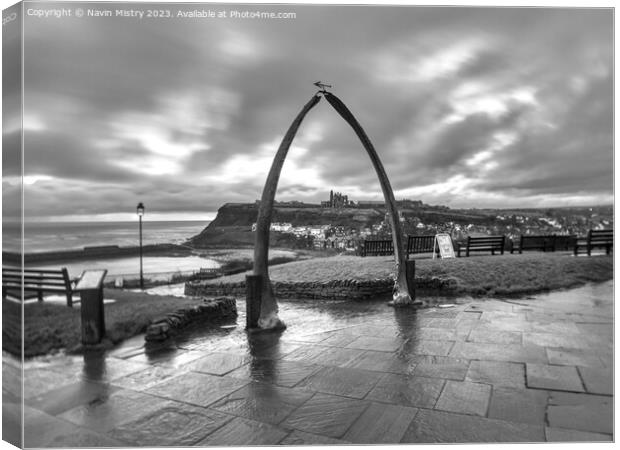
[434,234,455,259]
[75,269,108,345]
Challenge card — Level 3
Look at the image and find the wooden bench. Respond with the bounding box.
[457,236,505,257]
[574,229,613,256]
[552,234,577,252]
[360,239,394,256]
[2,267,76,307]
[511,235,555,254]
[406,235,439,258]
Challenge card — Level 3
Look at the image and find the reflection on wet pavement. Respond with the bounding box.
[8,280,613,445]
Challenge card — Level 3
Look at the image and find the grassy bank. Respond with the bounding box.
[203,252,613,297]
[4,252,612,357]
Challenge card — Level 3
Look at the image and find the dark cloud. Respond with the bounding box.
[5,3,612,220]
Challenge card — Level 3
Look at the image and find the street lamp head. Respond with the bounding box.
[137,202,145,217]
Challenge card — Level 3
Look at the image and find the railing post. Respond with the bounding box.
[246,275,262,329]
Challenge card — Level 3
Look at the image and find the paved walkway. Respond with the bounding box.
[3,280,613,446]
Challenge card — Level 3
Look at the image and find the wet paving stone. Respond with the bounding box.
[109,404,232,446]
[366,373,444,408]
[401,409,545,443]
[25,406,124,448]
[24,368,82,399]
[185,352,249,376]
[345,335,403,352]
[547,391,613,434]
[144,372,248,407]
[488,386,548,425]
[466,360,526,389]
[57,389,175,432]
[545,426,612,442]
[344,350,411,374]
[81,356,150,382]
[283,345,365,368]
[25,379,117,416]
[280,430,351,445]
[401,339,454,357]
[410,355,470,381]
[295,366,383,399]
[467,328,522,345]
[449,342,547,364]
[227,359,321,387]
[198,416,289,445]
[343,402,418,443]
[527,321,581,335]
[434,380,491,416]
[546,348,606,368]
[211,382,313,424]
[526,363,584,392]
[577,365,613,395]
[414,327,458,341]
[110,365,190,391]
[126,348,205,368]
[522,332,591,350]
[281,392,369,438]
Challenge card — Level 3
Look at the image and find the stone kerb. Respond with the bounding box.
[184,277,458,301]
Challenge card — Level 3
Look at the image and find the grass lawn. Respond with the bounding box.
[4,252,612,357]
[204,252,613,296]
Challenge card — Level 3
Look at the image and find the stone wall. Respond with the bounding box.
[145,297,237,342]
[184,277,458,301]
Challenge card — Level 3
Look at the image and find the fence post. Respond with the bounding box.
[246,275,262,329]
[405,259,416,300]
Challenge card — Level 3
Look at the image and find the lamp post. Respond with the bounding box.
[137,202,145,290]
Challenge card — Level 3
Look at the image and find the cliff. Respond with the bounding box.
[187,202,387,248]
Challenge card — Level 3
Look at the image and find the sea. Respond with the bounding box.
[2,220,220,280]
[3,220,209,253]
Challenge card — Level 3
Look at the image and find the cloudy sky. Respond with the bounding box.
[2,2,613,222]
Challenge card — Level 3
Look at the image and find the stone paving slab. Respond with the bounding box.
[466,360,526,389]
[211,382,313,424]
[279,430,351,445]
[487,386,548,425]
[24,405,124,448]
[343,350,412,374]
[294,365,383,399]
[449,341,547,364]
[109,404,233,446]
[525,363,584,392]
[143,372,248,408]
[401,338,454,356]
[184,352,249,375]
[227,359,322,387]
[434,380,491,416]
[198,416,289,446]
[545,426,613,442]
[280,392,369,438]
[24,379,118,416]
[342,402,418,444]
[546,391,613,435]
[467,328,522,345]
[366,373,445,408]
[546,348,606,368]
[345,335,403,352]
[410,355,470,380]
[57,389,176,433]
[577,365,613,395]
[401,409,545,443]
[282,345,365,367]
